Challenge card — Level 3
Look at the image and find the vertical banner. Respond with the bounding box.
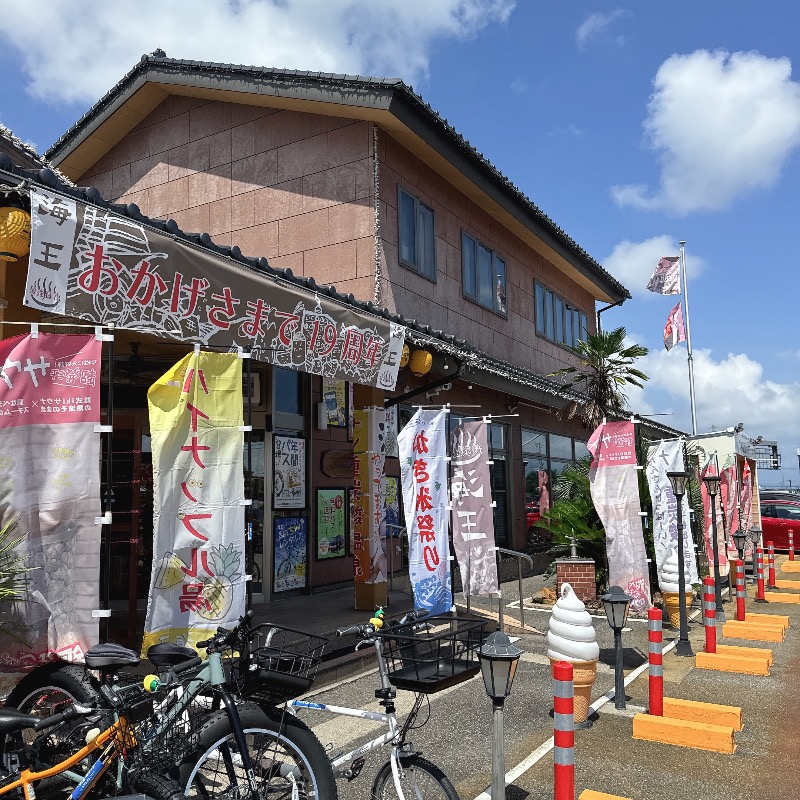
[645,439,699,588]
[740,459,754,557]
[450,420,498,596]
[0,333,101,674]
[699,457,729,574]
[587,421,651,612]
[398,408,452,615]
[143,352,245,652]
[352,408,388,584]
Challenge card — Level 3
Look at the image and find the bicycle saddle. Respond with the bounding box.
[85,642,141,671]
[0,708,39,735]
[147,642,197,668]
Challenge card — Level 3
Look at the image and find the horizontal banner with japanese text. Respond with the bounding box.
[25,186,405,389]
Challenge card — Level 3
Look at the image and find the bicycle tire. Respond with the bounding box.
[179,701,338,800]
[131,772,187,800]
[5,662,100,714]
[372,755,460,800]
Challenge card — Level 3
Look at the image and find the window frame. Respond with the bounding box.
[533,280,589,348]
[461,231,508,317]
[397,186,437,282]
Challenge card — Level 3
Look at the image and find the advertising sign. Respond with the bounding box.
[317,489,347,559]
[274,517,307,592]
[26,186,405,390]
[274,436,306,509]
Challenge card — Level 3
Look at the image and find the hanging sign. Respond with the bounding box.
[0,333,101,676]
[25,186,405,389]
[450,420,498,596]
[142,351,246,652]
[587,421,651,612]
[398,408,452,615]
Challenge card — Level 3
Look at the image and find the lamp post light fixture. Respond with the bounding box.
[702,474,726,623]
[733,530,748,563]
[479,631,523,800]
[666,471,694,656]
[748,525,762,586]
[601,585,632,710]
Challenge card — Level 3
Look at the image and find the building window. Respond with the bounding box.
[534,282,588,347]
[274,367,303,415]
[462,232,507,315]
[398,187,436,280]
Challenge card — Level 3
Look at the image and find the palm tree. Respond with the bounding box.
[0,520,36,644]
[549,326,649,431]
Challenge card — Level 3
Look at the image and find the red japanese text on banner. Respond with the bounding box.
[0,333,101,679]
[25,186,405,390]
[142,351,245,653]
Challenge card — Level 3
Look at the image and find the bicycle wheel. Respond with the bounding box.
[5,662,100,715]
[131,772,187,800]
[372,755,460,800]
[179,702,337,800]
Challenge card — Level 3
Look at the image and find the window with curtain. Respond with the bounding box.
[461,231,507,316]
[398,187,436,280]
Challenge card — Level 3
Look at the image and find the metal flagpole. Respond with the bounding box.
[680,241,698,435]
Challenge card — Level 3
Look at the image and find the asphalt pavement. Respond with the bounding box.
[267,556,800,800]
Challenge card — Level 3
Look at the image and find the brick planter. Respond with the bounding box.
[555,558,597,602]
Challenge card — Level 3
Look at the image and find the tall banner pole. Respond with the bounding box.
[680,240,698,435]
[103,322,114,644]
[244,347,253,609]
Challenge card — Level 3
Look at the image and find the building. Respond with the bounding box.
[0,53,677,645]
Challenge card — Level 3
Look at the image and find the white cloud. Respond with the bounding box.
[612,49,800,215]
[602,236,704,298]
[630,347,800,465]
[546,123,584,139]
[576,9,628,51]
[510,78,527,94]
[0,0,514,106]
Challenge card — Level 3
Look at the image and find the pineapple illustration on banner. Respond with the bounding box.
[142,351,246,653]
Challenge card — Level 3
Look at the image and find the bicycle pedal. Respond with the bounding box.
[344,757,365,781]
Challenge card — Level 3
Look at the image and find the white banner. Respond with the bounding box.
[646,439,699,587]
[587,421,651,612]
[398,408,452,615]
[143,351,246,652]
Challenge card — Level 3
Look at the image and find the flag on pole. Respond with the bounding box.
[663,302,686,350]
[647,256,681,295]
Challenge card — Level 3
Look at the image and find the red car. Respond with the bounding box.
[759,498,800,550]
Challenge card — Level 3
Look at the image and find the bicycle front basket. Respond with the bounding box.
[230,624,329,706]
[375,613,488,694]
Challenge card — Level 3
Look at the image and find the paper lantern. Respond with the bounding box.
[0,205,31,262]
[399,344,410,368]
[409,349,432,377]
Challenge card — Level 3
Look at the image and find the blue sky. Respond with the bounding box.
[1,1,798,487]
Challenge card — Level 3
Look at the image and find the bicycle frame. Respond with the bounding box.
[0,714,134,800]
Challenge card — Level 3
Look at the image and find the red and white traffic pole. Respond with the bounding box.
[648,607,663,716]
[755,546,767,602]
[768,542,776,589]
[735,559,746,621]
[789,529,795,561]
[553,661,575,800]
[703,576,716,653]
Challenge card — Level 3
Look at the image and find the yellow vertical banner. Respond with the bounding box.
[142,351,245,653]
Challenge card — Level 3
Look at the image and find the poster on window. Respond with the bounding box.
[385,477,401,535]
[274,436,305,508]
[385,405,399,458]
[274,517,307,591]
[322,378,347,428]
[317,489,347,559]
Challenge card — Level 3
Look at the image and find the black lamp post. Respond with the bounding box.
[666,471,693,656]
[702,474,725,623]
[601,585,632,710]
[733,530,748,563]
[749,524,762,586]
[479,631,522,800]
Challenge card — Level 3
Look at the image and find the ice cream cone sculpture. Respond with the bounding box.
[659,549,691,628]
[548,583,600,724]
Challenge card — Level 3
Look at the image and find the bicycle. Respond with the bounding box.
[5,615,338,800]
[286,608,488,800]
[0,674,185,800]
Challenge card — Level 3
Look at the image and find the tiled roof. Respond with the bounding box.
[0,125,74,182]
[46,52,630,302]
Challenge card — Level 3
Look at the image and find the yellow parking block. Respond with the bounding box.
[721,620,785,642]
[579,792,634,800]
[764,591,800,604]
[775,579,800,590]
[745,612,790,628]
[633,713,736,754]
[780,561,800,573]
[662,697,743,730]
[716,643,773,666]
[696,651,770,676]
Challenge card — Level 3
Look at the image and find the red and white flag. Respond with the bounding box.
[647,256,681,295]
[663,302,686,350]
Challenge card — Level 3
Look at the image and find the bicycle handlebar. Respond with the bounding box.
[196,609,255,651]
[33,703,94,731]
[336,608,429,639]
